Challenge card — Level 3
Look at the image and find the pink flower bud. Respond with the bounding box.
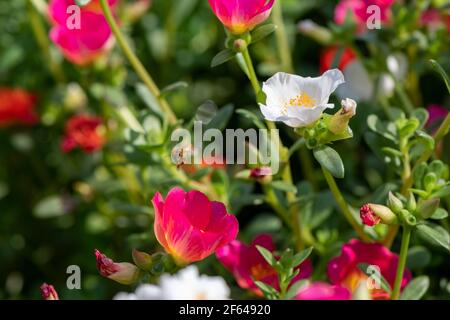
[152,187,238,265]
[95,249,140,285]
[40,283,59,300]
[360,204,397,227]
[250,167,272,180]
[208,0,275,35]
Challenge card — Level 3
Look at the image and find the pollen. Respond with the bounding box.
[282,92,317,114]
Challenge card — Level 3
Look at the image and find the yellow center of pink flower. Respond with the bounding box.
[250,264,276,281]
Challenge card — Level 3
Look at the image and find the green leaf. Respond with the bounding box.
[430,185,450,199]
[160,81,188,97]
[429,60,450,94]
[33,195,66,219]
[254,281,279,298]
[367,115,397,141]
[270,181,298,194]
[431,208,448,220]
[291,247,313,267]
[256,245,277,267]
[205,104,234,131]
[357,263,392,293]
[75,0,92,6]
[236,108,266,130]
[288,138,306,159]
[418,198,440,219]
[412,109,429,128]
[136,83,163,116]
[195,100,218,124]
[251,24,277,43]
[285,280,309,300]
[416,223,450,250]
[211,49,236,68]
[406,246,431,270]
[313,146,345,179]
[399,276,430,300]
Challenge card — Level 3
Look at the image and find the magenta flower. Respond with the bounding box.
[334,0,394,32]
[328,239,411,300]
[48,0,118,65]
[295,282,351,300]
[152,187,239,265]
[208,0,275,35]
[216,234,312,296]
[40,283,59,300]
[427,104,449,129]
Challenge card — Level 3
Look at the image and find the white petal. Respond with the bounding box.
[286,104,332,127]
[317,69,346,104]
[113,292,137,300]
[262,72,300,108]
[135,284,162,300]
[259,103,283,121]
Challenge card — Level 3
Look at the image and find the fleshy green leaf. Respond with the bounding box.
[399,276,430,300]
[205,104,234,131]
[256,245,277,267]
[416,223,450,250]
[291,247,313,267]
[251,24,277,43]
[429,60,450,94]
[431,208,448,220]
[160,81,188,97]
[211,49,236,68]
[313,146,345,179]
[270,181,298,194]
[407,246,431,270]
[236,108,266,130]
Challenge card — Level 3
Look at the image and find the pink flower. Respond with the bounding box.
[295,282,351,300]
[40,283,59,300]
[95,249,140,285]
[61,115,106,153]
[334,0,394,32]
[216,234,312,296]
[151,187,239,265]
[208,0,275,35]
[421,9,450,34]
[48,0,118,65]
[328,239,411,300]
[427,104,449,129]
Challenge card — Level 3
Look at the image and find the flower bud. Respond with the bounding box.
[95,249,140,285]
[250,167,273,184]
[40,283,59,300]
[132,249,153,271]
[399,209,417,227]
[406,192,417,212]
[233,39,248,53]
[297,20,332,45]
[360,204,397,227]
[388,192,403,213]
[328,98,357,134]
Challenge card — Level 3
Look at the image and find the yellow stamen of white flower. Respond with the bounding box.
[282,92,316,114]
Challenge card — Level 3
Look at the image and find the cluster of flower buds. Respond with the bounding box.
[412,160,449,199]
[360,190,443,228]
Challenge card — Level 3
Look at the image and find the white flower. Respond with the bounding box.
[113,266,230,300]
[259,69,345,128]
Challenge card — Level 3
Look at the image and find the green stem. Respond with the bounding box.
[391,227,411,300]
[99,0,177,125]
[264,185,292,229]
[27,0,65,83]
[272,0,294,73]
[241,45,302,249]
[322,167,371,242]
[241,48,262,96]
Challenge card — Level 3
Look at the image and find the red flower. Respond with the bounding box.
[0,88,38,128]
[328,239,411,300]
[61,115,105,153]
[216,234,312,296]
[319,46,357,74]
[40,283,59,300]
